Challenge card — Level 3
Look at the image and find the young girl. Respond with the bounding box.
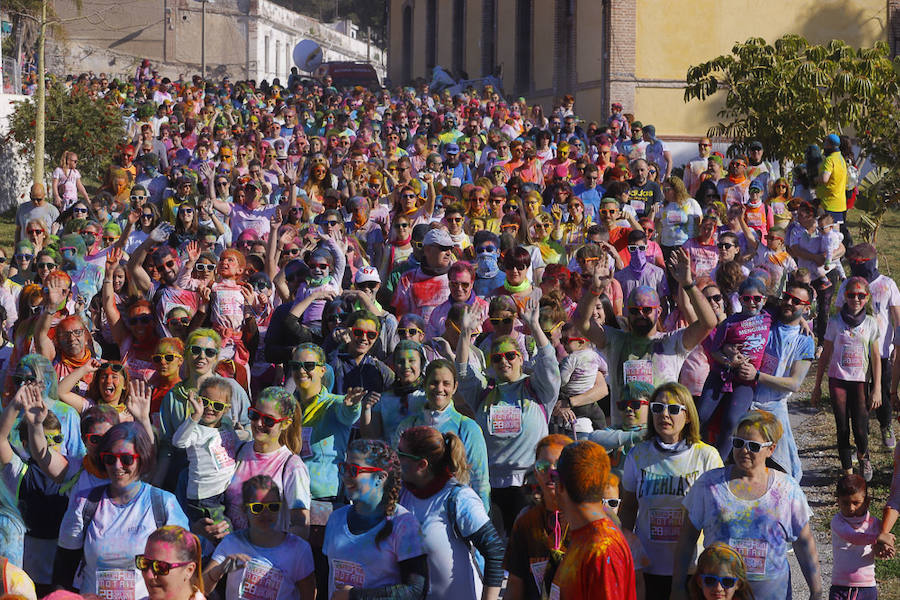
[172,377,251,528]
[205,476,316,600]
[688,543,755,600]
[831,474,880,600]
[812,276,881,480]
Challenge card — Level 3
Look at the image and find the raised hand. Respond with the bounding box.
[519,296,541,327]
[240,283,255,305]
[344,387,367,407]
[198,285,212,305]
[149,222,172,243]
[45,276,70,308]
[127,208,141,225]
[126,379,153,423]
[185,241,201,263]
[187,389,203,422]
[20,385,47,426]
[420,172,434,185]
[459,305,482,332]
[667,248,693,287]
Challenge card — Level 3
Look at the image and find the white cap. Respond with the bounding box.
[354,266,381,284]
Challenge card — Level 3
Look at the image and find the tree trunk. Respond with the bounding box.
[33,0,46,184]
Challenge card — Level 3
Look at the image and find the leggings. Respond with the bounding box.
[877,356,893,429]
[829,377,869,470]
[698,377,757,461]
[814,269,841,341]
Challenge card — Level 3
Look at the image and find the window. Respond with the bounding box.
[452,0,465,76]
[426,0,437,73]
[402,5,413,82]
[515,0,532,93]
[481,0,496,76]
[264,35,270,74]
[554,0,576,93]
[276,40,281,77]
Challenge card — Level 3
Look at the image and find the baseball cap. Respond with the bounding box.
[826,133,841,146]
[748,140,764,151]
[444,143,460,155]
[423,228,454,248]
[354,266,381,284]
[748,183,763,193]
[631,121,643,129]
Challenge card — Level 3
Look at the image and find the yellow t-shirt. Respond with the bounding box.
[817,152,847,213]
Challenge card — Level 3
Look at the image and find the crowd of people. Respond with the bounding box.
[1,61,899,600]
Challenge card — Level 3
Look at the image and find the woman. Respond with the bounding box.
[9,241,35,287]
[361,340,427,443]
[811,276,881,480]
[137,526,204,600]
[24,220,50,253]
[673,410,823,600]
[323,439,428,600]
[766,178,793,228]
[170,199,200,249]
[687,543,755,600]
[398,426,505,600]
[620,382,723,599]
[531,214,565,267]
[494,247,541,312]
[302,158,333,209]
[393,359,491,510]
[205,476,316,600]
[218,388,310,540]
[55,422,189,598]
[52,151,91,210]
[456,297,561,535]
[126,203,161,255]
[391,179,436,228]
[103,255,160,382]
[503,434,573,600]
[557,196,591,254]
[57,359,133,415]
[381,216,414,276]
[657,176,702,265]
[679,282,728,403]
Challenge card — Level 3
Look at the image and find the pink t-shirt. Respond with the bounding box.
[830,512,879,588]
[683,238,719,279]
[825,314,879,382]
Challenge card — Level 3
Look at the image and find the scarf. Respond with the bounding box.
[60,348,92,371]
[727,174,746,185]
[393,374,425,414]
[476,253,499,278]
[840,304,867,329]
[767,250,791,267]
[391,236,412,247]
[403,472,452,499]
[504,278,531,293]
[421,263,451,276]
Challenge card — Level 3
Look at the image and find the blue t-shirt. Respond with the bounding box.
[754,321,815,405]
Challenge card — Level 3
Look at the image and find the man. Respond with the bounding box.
[16,183,59,242]
[438,113,464,145]
[444,143,473,186]
[573,164,604,220]
[742,282,816,480]
[614,230,668,306]
[551,440,636,600]
[560,114,588,148]
[392,228,454,322]
[717,157,751,208]
[134,155,168,205]
[840,244,900,450]
[596,198,644,266]
[627,159,662,218]
[684,138,713,196]
[426,261,488,339]
[503,140,526,176]
[327,309,395,394]
[575,249,717,425]
[472,230,504,297]
[817,133,849,244]
[642,125,672,180]
[37,314,94,395]
[616,120,648,159]
[137,123,169,171]
[746,139,779,197]
[57,234,103,307]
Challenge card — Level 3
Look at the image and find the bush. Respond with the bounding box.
[6,82,126,181]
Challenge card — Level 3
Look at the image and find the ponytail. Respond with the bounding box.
[400,426,471,484]
[442,432,470,484]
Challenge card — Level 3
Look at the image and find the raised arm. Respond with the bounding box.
[128,224,171,295]
[34,278,71,361]
[0,386,24,466]
[57,360,99,414]
[573,267,609,349]
[23,383,70,482]
[103,248,130,345]
[670,248,717,350]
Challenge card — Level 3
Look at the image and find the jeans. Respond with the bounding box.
[826,209,853,248]
[751,398,803,481]
[698,375,758,461]
[829,377,870,470]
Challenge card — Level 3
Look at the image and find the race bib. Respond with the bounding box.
[666,210,683,225]
[529,559,548,591]
[300,427,313,459]
[623,359,653,385]
[746,209,763,228]
[97,569,136,600]
[332,559,366,589]
[759,352,779,376]
[489,404,523,438]
[729,537,767,576]
[648,508,683,542]
[840,341,865,371]
[631,200,645,214]
[310,499,334,527]
[210,436,235,471]
[239,560,284,600]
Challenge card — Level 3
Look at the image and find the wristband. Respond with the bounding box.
[754,370,761,384]
[682,282,695,290]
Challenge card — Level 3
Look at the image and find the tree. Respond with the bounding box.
[683,35,900,169]
[6,82,125,182]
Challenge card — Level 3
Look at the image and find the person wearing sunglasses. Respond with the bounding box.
[619,382,723,599]
[589,378,654,480]
[549,440,636,599]
[425,260,487,340]
[323,439,428,600]
[359,340,426,444]
[457,296,561,536]
[137,525,206,600]
[696,277,774,460]
[205,476,316,600]
[811,276,881,481]
[675,410,822,600]
[24,219,49,253]
[8,240,36,287]
[686,543,755,600]
[327,310,394,395]
[15,182,59,245]
[391,227,455,324]
[478,295,528,365]
[294,242,345,335]
[55,422,189,598]
[614,229,669,309]
[471,230,505,297]
[159,329,250,492]
[222,387,310,543]
[684,138,714,197]
[397,425,504,599]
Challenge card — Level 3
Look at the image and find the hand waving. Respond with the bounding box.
[126,379,153,423]
[187,389,203,422]
[45,276,70,308]
[667,248,694,287]
[185,241,201,263]
[106,246,124,268]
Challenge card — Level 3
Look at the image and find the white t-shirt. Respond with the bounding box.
[825,314,879,381]
[229,204,278,239]
[211,530,314,600]
[658,199,702,247]
[52,167,81,205]
[399,483,489,599]
[57,483,189,600]
[172,420,250,500]
[836,274,900,356]
[323,505,426,599]
[622,440,723,575]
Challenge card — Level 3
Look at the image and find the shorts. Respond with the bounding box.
[829,585,877,600]
[186,492,228,525]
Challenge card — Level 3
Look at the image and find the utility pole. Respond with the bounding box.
[34,0,47,183]
[201,0,206,79]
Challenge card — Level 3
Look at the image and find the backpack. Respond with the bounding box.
[445,483,483,582]
[81,484,168,535]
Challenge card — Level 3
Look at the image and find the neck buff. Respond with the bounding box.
[476,252,500,278]
[504,278,531,293]
[629,248,647,271]
[391,236,412,247]
[61,348,92,371]
[728,173,746,185]
[840,303,867,328]
[850,259,879,283]
[767,250,791,267]
[421,262,451,276]
[404,471,452,499]
[654,438,690,454]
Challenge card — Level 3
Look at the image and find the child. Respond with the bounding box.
[558,323,603,401]
[293,241,345,335]
[820,213,847,280]
[590,381,652,479]
[751,226,797,296]
[172,376,250,529]
[830,474,880,600]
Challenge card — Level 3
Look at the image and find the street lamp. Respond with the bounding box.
[193,0,213,79]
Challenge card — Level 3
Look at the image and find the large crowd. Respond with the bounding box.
[0,60,898,600]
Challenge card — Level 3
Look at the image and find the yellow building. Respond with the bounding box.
[387,0,897,137]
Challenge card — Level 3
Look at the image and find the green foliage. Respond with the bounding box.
[684,35,900,168]
[6,82,125,181]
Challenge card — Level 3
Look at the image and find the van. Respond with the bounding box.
[314,62,381,90]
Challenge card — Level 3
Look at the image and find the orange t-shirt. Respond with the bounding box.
[550,518,636,600]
